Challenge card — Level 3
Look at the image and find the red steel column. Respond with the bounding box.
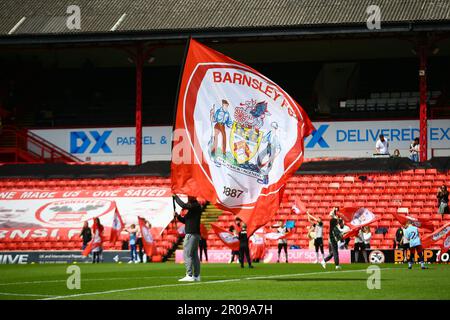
[135,44,143,165]
[419,45,428,162]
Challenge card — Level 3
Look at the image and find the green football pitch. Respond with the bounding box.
[0,263,449,300]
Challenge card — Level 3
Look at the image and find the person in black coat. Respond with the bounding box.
[80,221,92,250]
[238,223,253,269]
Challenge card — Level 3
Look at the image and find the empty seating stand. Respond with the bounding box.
[1,170,449,252]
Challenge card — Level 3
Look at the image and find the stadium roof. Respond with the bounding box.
[0,0,450,43]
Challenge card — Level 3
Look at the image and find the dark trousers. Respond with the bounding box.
[230,251,240,262]
[239,245,252,267]
[199,239,208,261]
[92,250,102,263]
[278,243,288,261]
[324,243,339,266]
[409,245,424,263]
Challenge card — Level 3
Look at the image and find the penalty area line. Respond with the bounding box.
[40,267,396,300]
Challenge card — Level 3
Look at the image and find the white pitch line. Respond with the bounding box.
[0,275,235,287]
[0,292,56,298]
[40,267,397,300]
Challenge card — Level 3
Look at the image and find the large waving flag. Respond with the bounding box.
[171,39,314,236]
[211,223,240,251]
[337,207,379,240]
[82,218,104,256]
[392,211,434,231]
[138,216,156,257]
[109,204,124,242]
[422,222,450,251]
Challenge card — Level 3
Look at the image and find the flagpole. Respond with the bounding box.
[171,35,192,152]
[170,36,192,198]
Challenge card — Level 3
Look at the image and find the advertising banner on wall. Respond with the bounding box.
[30,126,172,164]
[351,249,450,264]
[175,249,351,264]
[0,187,180,241]
[304,119,450,159]
[0,250,132,264]
[30,119,449,163]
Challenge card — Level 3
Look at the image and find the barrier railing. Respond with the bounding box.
[0,126,82,163]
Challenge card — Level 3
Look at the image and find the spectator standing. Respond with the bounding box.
[437,185,449,214]
[80,221,92,250]
[337,219,351,249]
[393,149,401,158]
[354,229,368,263]
[238,224,253,268]
[276,223,288,263]
[199,224,208,262]
[125,224,139,264]
[228,226,240,263]
[363,226,372,249]
[394,227,404,249]
[409,138,420,162]
[136,226,145,263]
[375,134,390,155]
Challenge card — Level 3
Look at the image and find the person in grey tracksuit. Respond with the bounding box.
[173,194,203,281]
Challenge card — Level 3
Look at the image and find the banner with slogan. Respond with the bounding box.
[171,38,314,236]
[0,188,182,241]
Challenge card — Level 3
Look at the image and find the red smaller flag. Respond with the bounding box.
[109,205,124,242]
[292,196,307,214]
[337,207,378,240]
[392,211,434,231]
[82,218,104,256]
[342,227,361,240]
[337,207,379,228]
[138,216,156,257]
[211,223,240,251]
[422,222,450,249]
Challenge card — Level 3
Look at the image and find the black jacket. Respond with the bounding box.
[174,195,203,235]
[80,227,92,244]
[238,230,249,247]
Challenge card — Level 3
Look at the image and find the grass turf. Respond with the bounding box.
[0,262,449,300]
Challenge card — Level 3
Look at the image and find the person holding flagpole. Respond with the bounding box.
[124,224,140,264]
[92,217,104,264]
[173,194,204,282]
[307,211,325,264]
[321,211,343,270]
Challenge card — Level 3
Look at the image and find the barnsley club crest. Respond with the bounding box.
[209,99,281,185]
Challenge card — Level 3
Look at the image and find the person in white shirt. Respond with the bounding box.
[307,211,325,263]
[362,226,372,249]
[276,223,288,263]
[409,137,420,162]
[375,134,389,155]
[354,229,368,263]
[338,219,351,249]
